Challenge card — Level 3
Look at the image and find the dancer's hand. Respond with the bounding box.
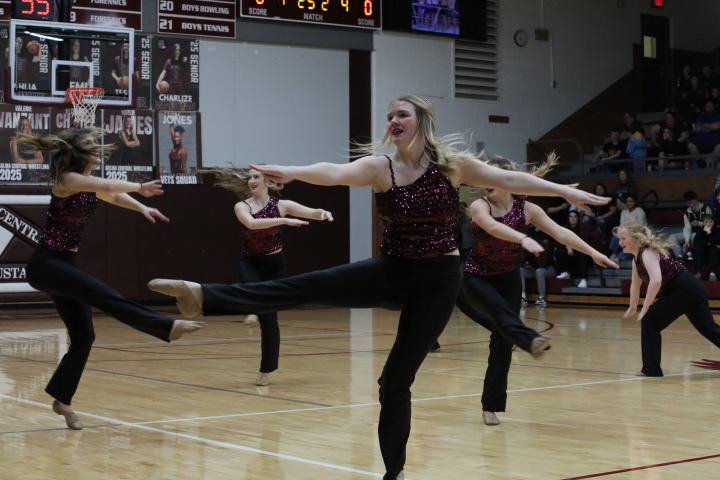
[320,210,334,222]
[251,164,294,184]
[623,307,636,319]
[138,180,165,197]
[285,218,309,227]
[591,252,619,269]
[637,308,648,322]
[142,207,170,224]
[519,236,544,256]
[562,187,610,215]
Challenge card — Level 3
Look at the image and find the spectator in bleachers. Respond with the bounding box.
[709,86,720,111]
[649,109,690,150]
[609,194,646,262]
[583,183,618,240]
[556,210,598,289]
[684,75,707,122]
[688,99,720,168]
[625,120,648,172]
[676,65,692,102]
[700,65,718,91]
[613,168,637,212]
[547,198,571,226]
[692,213,720,281]
[590,127,627,173]
[657,126,689,171]
[520,240,556,306]
[619,112,636,141]
[670,190,713,261]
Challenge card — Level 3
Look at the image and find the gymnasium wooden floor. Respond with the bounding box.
[1,304,719,479]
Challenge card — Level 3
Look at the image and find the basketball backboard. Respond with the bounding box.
[7,19,136,107]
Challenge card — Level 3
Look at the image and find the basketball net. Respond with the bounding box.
[66,87,104,126]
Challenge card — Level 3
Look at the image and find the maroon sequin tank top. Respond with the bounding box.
[464,197,527,276]
[634,247,685,294]
[374,156,459,259]
[38,191,98,251]
[241,196,283,257]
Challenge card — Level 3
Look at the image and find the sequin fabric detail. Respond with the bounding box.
[242,196,283,256]
[38,191,98,251]
[375,163,459,259]
[634,247,685,294]
[464,197,527,276]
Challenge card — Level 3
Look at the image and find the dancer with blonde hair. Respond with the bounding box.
[149,95,610,480]
[17,127,203,430]
[202,165,333,386]
[616,221,720,376]
[459,154,618,425]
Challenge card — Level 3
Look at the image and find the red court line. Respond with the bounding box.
[561,453,720,479]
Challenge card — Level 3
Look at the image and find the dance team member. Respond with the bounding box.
[148,95,609,480]
[201,166,333,386]
[16,128,203,430]
[462,155,617,426]
[617,221,720,377]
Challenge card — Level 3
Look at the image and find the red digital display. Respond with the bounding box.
[240,0,381,30]
[651,0,664,8]
[11,0,57,20]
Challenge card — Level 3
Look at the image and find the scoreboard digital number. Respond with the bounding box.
[240,0,381,30]
[11,0,58,21]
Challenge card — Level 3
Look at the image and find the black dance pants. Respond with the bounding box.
[202,253,462,480]
[236,252,286,373]
[640,269,720,376]
[26,246,175,405]
[460,269,539,412]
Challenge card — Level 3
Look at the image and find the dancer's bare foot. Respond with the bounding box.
[244,314,259,324]
[52,400,83,430]
[169,320,204,340]
[396,470,405,480]
[530,335,551,359]
[148,279,204,318]
[482,411,501,426]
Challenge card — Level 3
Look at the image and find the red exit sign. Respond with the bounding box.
[651,0,663,8]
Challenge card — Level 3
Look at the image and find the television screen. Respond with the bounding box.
[383,0,487,42]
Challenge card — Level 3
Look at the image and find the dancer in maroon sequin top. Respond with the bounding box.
[17,127,203,431]
[149,95,610,480]
[617,221,720,376]
[201,165,332,386]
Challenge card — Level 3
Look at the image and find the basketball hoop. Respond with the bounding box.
[66,87,104,126]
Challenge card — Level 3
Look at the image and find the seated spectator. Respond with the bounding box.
[619,112,636,141]
[657,126,689,170]
[520,240,556,306]
[708,176,720,211]
[649,109,690,152]
[683,75,707,122]
[582,183,618,240]
[613,168,637,212]
[590,127,627,173]
[555,210,598,289]
[688,99,720,168]
[547,198,571,226]
[676,65,692,102]
[710,86,720,111]
[670,190,713,260]
[609,194,646,261]
[692,214,720,281]
[700,65,718,92]
[625,120,648,172]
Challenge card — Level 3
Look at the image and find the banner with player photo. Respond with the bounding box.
[152,38,199,111]
[0,104,51,184]
[155,111,202,185]
[0,26,9,103]
[103,110,156,183]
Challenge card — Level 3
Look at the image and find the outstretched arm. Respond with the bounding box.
[636,249,662,322]
[251,155,386,190]
[526,202,618,269]
[469,199,544,255]
[279,200,333,222]
[455,158,609,213]
[234,201,308,229]
[623,261,642,319]
[61,173,164,198]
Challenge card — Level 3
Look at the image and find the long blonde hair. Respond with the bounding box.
[14,128,113,184]
[200,165,283,199]
[613,221,675,257]
[353,95,475,175]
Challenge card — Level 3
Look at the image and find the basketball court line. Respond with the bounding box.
[560,453,720,479]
